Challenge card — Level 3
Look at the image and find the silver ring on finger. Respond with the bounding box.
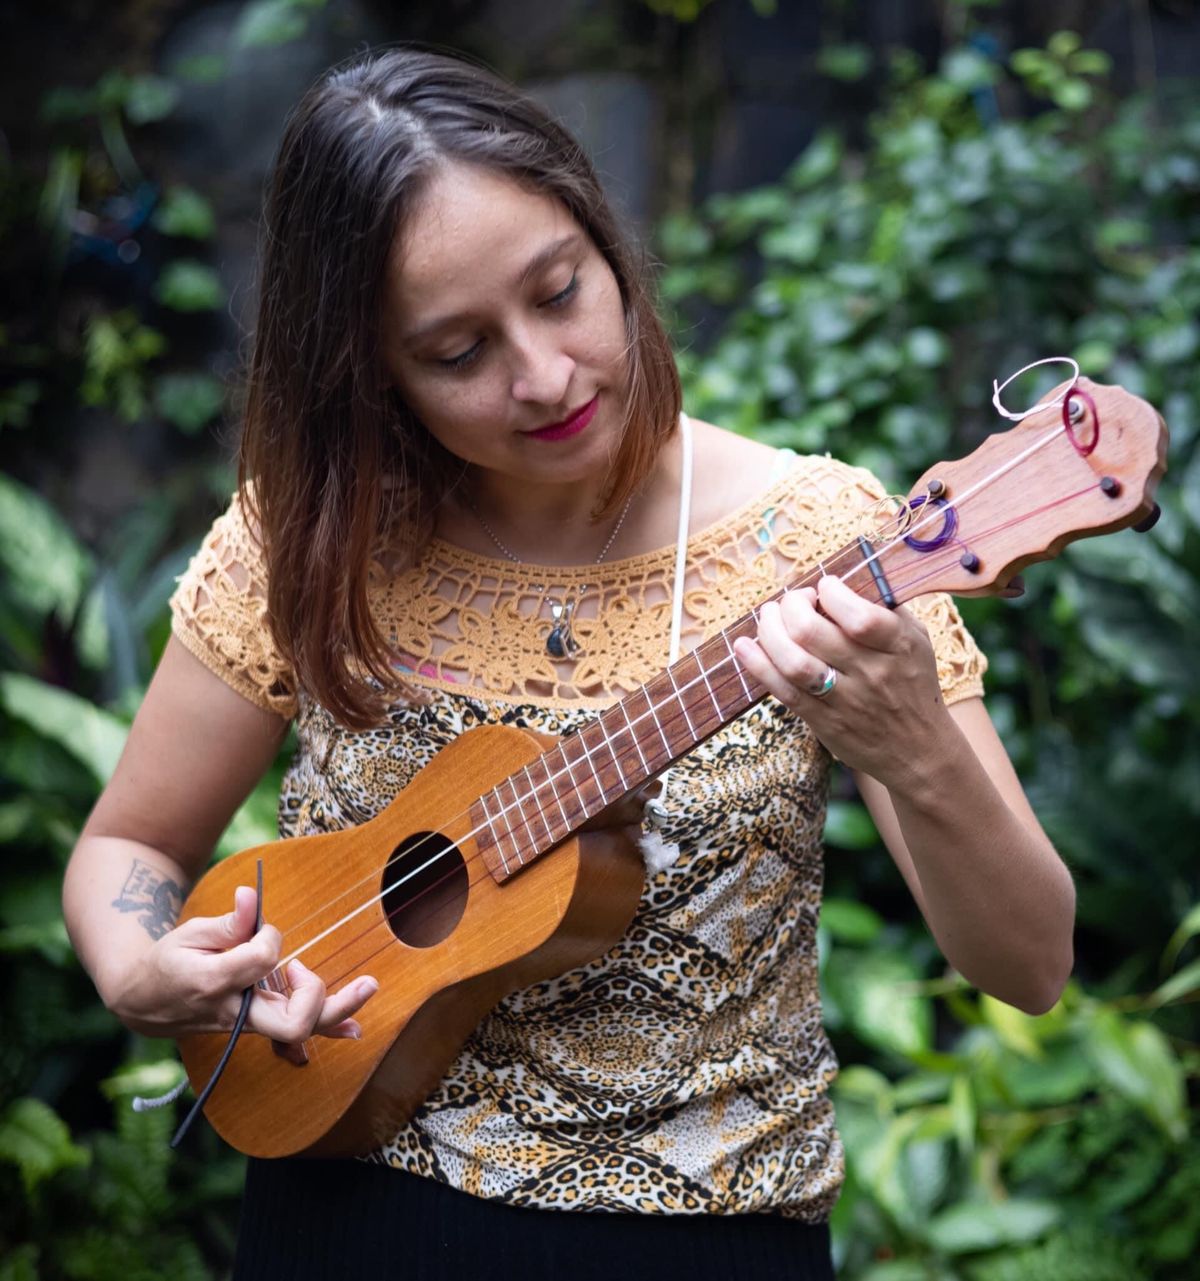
[809,664,838,699]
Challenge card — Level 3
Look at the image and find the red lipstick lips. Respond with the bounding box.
[525,394,599,442]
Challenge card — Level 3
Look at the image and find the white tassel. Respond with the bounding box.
[131,1077,190,1111]
[638,828,682,875]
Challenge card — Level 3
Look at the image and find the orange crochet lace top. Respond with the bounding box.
[169,451,986,1222]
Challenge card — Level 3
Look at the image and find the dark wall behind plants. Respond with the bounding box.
[2,3,1199,1278]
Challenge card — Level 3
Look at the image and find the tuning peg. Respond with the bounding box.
[999,576,1026,599]
[1133,503,1161,533]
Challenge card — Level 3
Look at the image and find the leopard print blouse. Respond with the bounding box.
[169,451,986,1222]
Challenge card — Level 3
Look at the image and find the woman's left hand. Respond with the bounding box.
[733,574,949,789]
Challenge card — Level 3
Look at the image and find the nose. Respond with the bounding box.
[508,324,574,406]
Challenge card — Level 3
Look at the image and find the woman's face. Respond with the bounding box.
[380,162,630,490]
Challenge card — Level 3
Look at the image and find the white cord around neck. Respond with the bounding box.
[668,413,694,667]
[638,412,693,875]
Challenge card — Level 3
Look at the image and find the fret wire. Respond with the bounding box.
[676,651,724,735]
[656,670,701,753]
[666,666,698,741]
[479,792,510,876]
[643,685,675,758]
[694,649,726,719]
[595,713,630,793]
[559,738,598,821]
[599,717,637,794]
[720,630,753,701]
[486,778,514,871]
[576,727,611,806]
[617,700,650,773]
[498,777,528,867]
[558,742,591,830]
[535,753,572,834]
[520,764,556,848]
[692,639,754,721]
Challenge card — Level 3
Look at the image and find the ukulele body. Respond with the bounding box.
[177,723,645,1158]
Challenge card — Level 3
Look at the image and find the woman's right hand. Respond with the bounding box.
[108,884,379,1045]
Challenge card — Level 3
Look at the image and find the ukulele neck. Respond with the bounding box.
[473,535,892,883]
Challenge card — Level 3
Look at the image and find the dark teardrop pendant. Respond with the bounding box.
[546,598,582,659]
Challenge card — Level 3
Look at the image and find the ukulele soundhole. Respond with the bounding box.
[380,831,468,948]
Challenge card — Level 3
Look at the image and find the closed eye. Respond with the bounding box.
[542,272,579,309]
[438,341,482,371]
[437,272,580,371]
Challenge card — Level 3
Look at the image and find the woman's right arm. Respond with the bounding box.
[63,636,377,1043]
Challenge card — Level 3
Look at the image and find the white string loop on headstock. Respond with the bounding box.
[991,356,1080,422]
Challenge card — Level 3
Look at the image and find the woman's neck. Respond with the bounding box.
[438,435,684,565]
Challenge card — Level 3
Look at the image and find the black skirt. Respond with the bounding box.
[233,1157,837,1280]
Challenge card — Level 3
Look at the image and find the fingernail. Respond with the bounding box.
[358,977,379,999]
[346,1021,362,1040]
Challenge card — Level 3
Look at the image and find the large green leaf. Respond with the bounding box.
[1086,1009,1188,1141]
[0,673,128,782]
[0,1098,90,1194]
[0,474,92,622]
[825,948,934,1057]
[924,1198,1061,1253]
[820,897,884,943]
[979,994,1045,1059]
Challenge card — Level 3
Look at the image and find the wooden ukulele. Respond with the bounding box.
[177,376,1167,1158]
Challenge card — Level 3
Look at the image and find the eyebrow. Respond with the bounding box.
[400,232,584,346]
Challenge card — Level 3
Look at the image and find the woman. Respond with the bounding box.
[62,46,1075,1279]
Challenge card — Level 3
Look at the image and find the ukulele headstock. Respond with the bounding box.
[873,377,1169,605]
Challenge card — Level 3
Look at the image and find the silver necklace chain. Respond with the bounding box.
[466,491,635,565]
[464,490,637,660]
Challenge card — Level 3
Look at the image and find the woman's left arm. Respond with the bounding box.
[734,575,1075,1016]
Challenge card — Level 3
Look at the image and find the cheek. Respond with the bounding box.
[592,277,629,369]
[400,370,509,455]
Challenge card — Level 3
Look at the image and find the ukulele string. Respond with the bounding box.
[280,408,1100,977]
[862,481,1105,602]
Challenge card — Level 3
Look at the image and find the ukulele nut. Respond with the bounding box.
[959,551,981,573]
[1099,475,1122,497]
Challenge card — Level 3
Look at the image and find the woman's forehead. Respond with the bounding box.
[390,164,580,305]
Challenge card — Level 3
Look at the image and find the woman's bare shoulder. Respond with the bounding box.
[686,418,790,524]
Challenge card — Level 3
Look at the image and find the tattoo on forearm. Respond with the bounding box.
[112,859,184,941]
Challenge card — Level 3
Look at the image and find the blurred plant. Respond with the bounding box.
[819,892,1200,1279]
[0,6,345,1274]
[3,0,336,458]
[1011,31,1113,113]
[661,28,1200,1279]
[0,478,284,1279]
[5,11,1200,1281]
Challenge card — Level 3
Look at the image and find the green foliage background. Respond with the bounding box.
[2,8,1199,1279]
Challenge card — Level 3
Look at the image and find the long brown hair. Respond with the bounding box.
[239,46,682,728]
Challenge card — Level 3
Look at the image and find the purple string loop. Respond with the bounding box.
[1063,388,1100,457]
[903,495,958,552]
